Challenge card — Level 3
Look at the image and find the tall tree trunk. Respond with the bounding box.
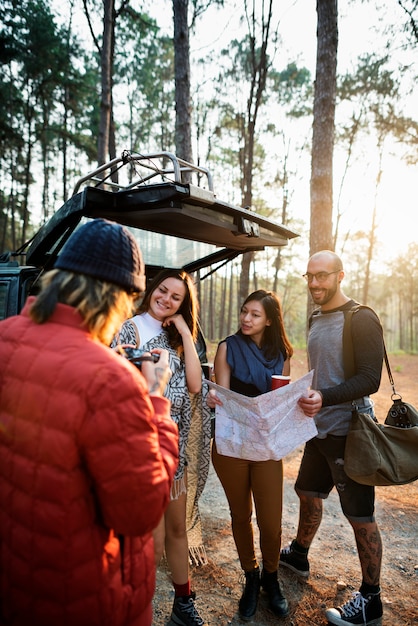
[173,0,193,167]
[310,0,338,254]
[209,272,215,340]
[219,272,227,339]
[252,256,258,291]
[98,0,114,166]
[21,112,34,247]
[333,115,360,250]
[363,145,382,304]
[273,150,290,291]
[239,0,273,302]
[109,110,118,183]
[398,297,404,351]
[227,263,234,336]
[62,84,69,202]
[409,282,414,352]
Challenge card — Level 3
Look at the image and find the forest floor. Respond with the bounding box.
[152,349,418,625]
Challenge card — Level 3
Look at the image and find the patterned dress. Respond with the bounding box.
[113,318,211,563]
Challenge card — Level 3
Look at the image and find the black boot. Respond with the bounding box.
[238,567,260,621]
[261,569,289,618]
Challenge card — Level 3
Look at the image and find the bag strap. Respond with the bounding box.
[343,304,398,398]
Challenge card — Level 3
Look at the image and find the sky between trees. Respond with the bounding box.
[58,0,417,270]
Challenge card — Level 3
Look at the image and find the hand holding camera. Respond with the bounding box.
[117,346,170,396]
[123,347,161,367]
[139,348,171,396]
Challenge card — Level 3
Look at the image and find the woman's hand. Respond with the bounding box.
[298,390,323,418]
[164,313,202,394]
[141,348,172,396]
[207,389,223,409]
[163,313,190,337]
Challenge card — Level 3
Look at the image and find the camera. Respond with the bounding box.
[123,347,160,369]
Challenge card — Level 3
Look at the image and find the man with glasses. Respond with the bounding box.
[279,250,384,626]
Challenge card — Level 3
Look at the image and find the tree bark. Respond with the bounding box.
[97,0,115,167]
[310,0,338,254]
[173,0,193,168]
[239,0,273,302]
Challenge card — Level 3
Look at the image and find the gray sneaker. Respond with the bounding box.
[170,592,206,626]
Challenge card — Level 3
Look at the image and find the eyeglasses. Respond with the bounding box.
[303,270,341,283]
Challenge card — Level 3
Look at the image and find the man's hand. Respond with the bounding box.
[298,390,323,417]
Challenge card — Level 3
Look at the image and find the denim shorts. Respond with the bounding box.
[295,432,376,522]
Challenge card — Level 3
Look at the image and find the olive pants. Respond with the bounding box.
[211,441,283,573]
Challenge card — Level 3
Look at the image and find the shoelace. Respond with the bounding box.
[177,597,204,626]
[339,592,367,621]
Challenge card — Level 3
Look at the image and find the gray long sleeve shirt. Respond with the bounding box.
[308,299,384,438]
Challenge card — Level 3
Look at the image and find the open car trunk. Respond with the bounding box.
[25,151,298,280]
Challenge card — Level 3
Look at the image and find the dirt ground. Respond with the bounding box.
[152,349,418,625]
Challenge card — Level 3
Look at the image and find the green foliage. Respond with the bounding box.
[112,8,175,151]
[339,54,398,101]
[0,0,102,245]
[336,53,404,147]
[269,62,313,116]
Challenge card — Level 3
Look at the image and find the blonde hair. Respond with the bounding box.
[29,270,135,345]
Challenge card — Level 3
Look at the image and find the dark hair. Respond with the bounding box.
[239,289,293,361]
[138,269,199,352]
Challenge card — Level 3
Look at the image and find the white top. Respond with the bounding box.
[131,312,163,348]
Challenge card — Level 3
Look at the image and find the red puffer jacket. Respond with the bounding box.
[0,300,179,626]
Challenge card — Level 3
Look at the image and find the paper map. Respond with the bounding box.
[207,371,317,461]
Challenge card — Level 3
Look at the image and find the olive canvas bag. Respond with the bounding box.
[342,304,418,486]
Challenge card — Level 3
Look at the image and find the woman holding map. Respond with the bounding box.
[209,289,293,621]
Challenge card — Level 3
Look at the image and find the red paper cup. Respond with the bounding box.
[271,375,291,390]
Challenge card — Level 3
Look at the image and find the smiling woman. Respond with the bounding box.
[112,268,212,626]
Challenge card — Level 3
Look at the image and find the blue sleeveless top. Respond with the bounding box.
[224,333,285,396]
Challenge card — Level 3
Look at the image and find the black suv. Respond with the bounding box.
[0,150,298,358]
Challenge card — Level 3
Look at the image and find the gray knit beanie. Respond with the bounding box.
[54,219,145,293]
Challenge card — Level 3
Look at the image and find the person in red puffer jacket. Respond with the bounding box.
[0,219,179,626]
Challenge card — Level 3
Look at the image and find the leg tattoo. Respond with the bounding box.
[296,496,323,548]
[352,522,382,585]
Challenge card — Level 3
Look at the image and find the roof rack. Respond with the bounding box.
[72,150,214,195]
